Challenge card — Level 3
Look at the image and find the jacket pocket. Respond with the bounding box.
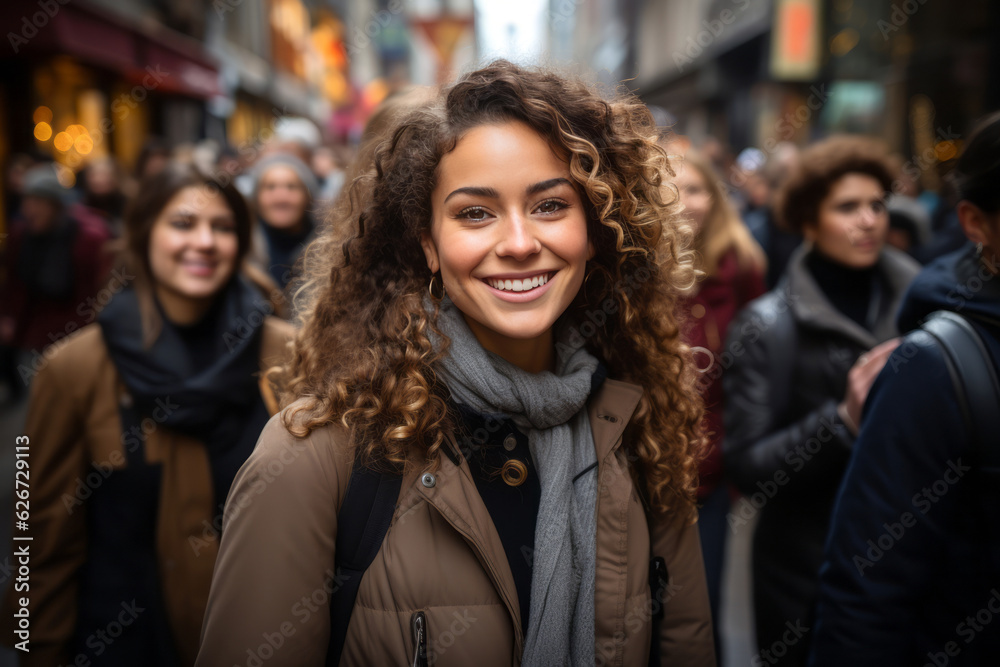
[411,610,428,667]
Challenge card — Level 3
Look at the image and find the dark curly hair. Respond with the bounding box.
[776,135,896,232]
[280,61,705,515]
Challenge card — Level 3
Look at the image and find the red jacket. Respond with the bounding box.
[681,249,765,498]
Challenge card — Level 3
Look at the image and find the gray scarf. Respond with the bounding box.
[432,296,599,666]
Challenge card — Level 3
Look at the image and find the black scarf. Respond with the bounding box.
[98,276,272,508]
[260,214,315,289]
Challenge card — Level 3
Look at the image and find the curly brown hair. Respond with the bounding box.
[776,135,895,232]
[280,61,705,515]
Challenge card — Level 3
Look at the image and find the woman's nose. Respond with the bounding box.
[859,203,883,227]
[193,223,216,249]
[495,212,541,259]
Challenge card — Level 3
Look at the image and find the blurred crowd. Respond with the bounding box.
[1,79,998,667]
[0,120,353,402]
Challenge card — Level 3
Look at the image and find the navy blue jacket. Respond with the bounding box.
[809,244,1000,666]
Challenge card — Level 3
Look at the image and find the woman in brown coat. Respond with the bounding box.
[198,61,715,667]
[0,163,294,666]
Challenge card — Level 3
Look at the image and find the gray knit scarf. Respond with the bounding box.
[432,296,599,666]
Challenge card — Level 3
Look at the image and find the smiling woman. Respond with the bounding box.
[0,162,295,667]
[197,60,716,667]
[147,184,240,324]
[422,121,594,373]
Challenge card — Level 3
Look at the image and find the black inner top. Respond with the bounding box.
[806,248,880,331]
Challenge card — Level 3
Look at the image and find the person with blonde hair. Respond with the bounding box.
[672,151,767,653]
[198,61,715,666]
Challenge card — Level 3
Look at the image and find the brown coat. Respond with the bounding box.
[196,379,716,666]
[0,317,294,667]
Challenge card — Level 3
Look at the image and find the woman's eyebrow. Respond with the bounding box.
[443,178,573,204]
[443,185,500,204]
[526,177,572,196]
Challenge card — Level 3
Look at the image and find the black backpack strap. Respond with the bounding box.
[325,457,403,666]
[921,311,1000,461]
[921,310,1000,581]
[910,311,1000,663]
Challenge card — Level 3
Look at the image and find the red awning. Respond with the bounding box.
[128,42,221,98]
[1,2,220,99]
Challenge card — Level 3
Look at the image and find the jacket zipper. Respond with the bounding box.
[418,467,525,657]
[411,611,428,667]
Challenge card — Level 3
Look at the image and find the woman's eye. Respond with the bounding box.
[536,199,566,214]
[170,219,192,229]
[871,201,886,214]
[458,207,489,220]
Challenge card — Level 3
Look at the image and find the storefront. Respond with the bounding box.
[0,0,220,181]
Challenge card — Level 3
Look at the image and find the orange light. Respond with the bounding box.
[34,122,53,141]
[935,141,959,161]
[66,124,87,140]
[74,134,94,155]
[53,132,73,152]
[32,106,53,124]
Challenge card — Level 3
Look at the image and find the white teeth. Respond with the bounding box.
[488,273,550,291]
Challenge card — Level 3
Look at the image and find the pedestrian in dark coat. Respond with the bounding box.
[0,164,112,361]
[723,136,920,665]
[809,112,1000,666]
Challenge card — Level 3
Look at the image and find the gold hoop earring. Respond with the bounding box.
[428,274,445,300]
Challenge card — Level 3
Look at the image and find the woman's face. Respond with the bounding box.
[422,121,593,355]
[257,165,308,230]
[807,173,888,269]
[674,163,712,235]
[148,185,239,303]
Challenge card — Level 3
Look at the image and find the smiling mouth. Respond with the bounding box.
[483,271,556,293]
[182,260,217,273]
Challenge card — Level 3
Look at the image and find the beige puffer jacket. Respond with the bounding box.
[196,378,716,666]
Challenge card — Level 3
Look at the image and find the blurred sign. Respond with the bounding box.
[770,0,821,81]
[413,16,473,84]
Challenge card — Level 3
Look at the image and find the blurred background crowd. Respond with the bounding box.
[0,0,999,666]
